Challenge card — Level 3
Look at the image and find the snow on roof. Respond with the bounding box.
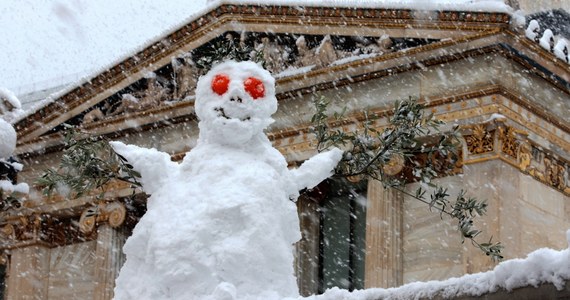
[12,0,515,125]
[311,230,570,300]
[216,0,513,13]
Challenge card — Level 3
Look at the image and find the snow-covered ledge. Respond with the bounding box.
[310,230,570,300]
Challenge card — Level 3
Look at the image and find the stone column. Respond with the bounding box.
[5,245,50,300]
[93,225,127,300]
[295,195,321,296]
[364,180,403,288]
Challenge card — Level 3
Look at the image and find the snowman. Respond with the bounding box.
[111,60,343,300]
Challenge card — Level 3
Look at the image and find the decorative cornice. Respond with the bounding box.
[462,119,569,196]
[15,83,570,164]
[0,213,91,249]
[13,4,510,142]
[17,30,569,147]
[277,42,569,104]
[0,201,130,250]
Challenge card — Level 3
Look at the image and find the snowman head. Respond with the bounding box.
[195,60,277,145]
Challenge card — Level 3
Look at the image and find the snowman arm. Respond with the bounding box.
[289,147,343,191]
[110,141,177,195]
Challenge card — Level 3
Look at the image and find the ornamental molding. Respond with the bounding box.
[79,201,127,234]
[0,201,129,250]
[462,119,569,196]
[15,30,506,144]
[13,25,568,148]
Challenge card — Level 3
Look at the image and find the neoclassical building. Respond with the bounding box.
[1,1,569,299]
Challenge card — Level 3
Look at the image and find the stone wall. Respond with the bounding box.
[5,226,126,300]
[399,159,570,284]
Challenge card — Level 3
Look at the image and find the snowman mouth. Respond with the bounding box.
[214,107,251,121]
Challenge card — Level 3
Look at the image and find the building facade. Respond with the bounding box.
[1,2,569,299]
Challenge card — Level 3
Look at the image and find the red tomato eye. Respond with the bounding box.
[211,74,230,95]
[244,77,265,99]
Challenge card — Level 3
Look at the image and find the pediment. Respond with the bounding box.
[12,3,570,155]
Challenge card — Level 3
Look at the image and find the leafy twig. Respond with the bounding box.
[37,125,141,199]
[309,95,503,261]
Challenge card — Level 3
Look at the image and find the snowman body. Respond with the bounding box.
[112,61,342,300]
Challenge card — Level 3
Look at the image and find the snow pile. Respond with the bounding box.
[0,87,21,110]
[0,118,28,199]
[525,19,540,41]
[311,229,570,300]
[554,39,569,63]
[111,61,342,300]
[0,119,17,159]
[525,20,570,64]
[539,29,555,51]
[0,87,24,122]
[0,180,29,194]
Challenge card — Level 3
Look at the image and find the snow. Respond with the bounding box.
[331,53,380,66]
[0,118,28,196]
[525,19,540,41]
[275,65,315,79]
[0,180,29,195]
[539,29,554,51]
[0,1,210,94]
[121,94,139,103]
[310,230,570,300]
[143,72,157,79]
[111,61,342,300]
[0,119,17,159]
[0,0,217,123]
[215,0,513,13]
[0,87,22,110]
[0,87,25,123]
[486,113,506,122]
[554,39,569,63]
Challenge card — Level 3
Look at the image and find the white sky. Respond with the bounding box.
[0,0,208,95]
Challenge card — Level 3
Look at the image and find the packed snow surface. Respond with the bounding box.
[312,230,570,300]
[0,119,16,159]
[111,61,342,300]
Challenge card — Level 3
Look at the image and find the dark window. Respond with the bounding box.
[296,179,367,295]
[319,179,367,293]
